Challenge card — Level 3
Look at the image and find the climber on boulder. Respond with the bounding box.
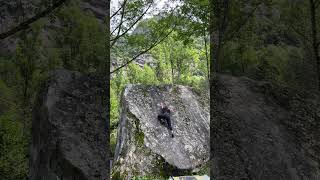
[158,102,174,138]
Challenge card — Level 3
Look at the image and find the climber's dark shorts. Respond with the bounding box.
[157,114,172,130]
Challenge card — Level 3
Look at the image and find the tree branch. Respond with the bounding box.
[111,14,140,35]
[220,0,230,34]
[315,0,320,8]
[113,0,127,43]
[110,28,174,74]
[110,2,153,46]
[111,2,124,19]
[288,22,311,43]
[0,0,67,40]
[111,13,141,35]
[111,0,127,47]
[110,0,147,19]
[224,2,261,42]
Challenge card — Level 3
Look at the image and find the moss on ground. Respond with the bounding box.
[134,130,145,147]
[194,162,210,176]
[111,171,123,180]
[151,155,194,179]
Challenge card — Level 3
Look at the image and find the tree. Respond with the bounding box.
[110,0,178,74]
[210,0,278,74]
[174,0,210,79]
[106,0,111,177]
[309,0,320,90]
[282,0,320,90]
[14,22,44,135]
[55,3,106,72]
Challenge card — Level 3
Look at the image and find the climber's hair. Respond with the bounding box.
[158,102,174,112]
[159,102,166,108]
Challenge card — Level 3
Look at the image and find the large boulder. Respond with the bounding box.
[112,84,210,179]
[29,70,109,180]
[211,74,320,180]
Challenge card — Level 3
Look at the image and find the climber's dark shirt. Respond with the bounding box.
[158,106,172,131]
[161,106,171,116]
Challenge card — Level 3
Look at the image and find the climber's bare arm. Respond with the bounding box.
[169,106,174,112]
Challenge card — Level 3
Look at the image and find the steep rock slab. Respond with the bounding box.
[29,70,109,180]
[211,74,320,180]
[113,85,209,179]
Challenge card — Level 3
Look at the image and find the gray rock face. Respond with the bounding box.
[80,0,107,22]
[29,70,109,180]
[211,74,320,180]
[113,84,209,179]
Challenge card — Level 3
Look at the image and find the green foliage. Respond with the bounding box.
[14,25,44,103]
[179,75,205,89]
[111,170,125,180]
[56,2,106,72]
[0,80,14,114]
[111,88,120,129]
[0,80,28,180]
[221,38,312,89]
[195,162,210,176]
[150,33,209,84]
[0,115,28,180]
[134,130,145,147]
[126,63,159,85]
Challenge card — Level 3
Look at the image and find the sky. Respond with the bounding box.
[111,0,168,12]
[111,0,174,19]
[110,0,178,30]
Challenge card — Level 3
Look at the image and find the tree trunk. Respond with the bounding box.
[209,0,215,178]
[22,66,29,136]
[239,43,245,74]
[169,48,174,84]
[309,0,320,90]
[203,28,210,80]
[210,1,216,75]
[106,0,111,177]
[215,34,222,72]
[213,0,229,73]
[177,62,181,82]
